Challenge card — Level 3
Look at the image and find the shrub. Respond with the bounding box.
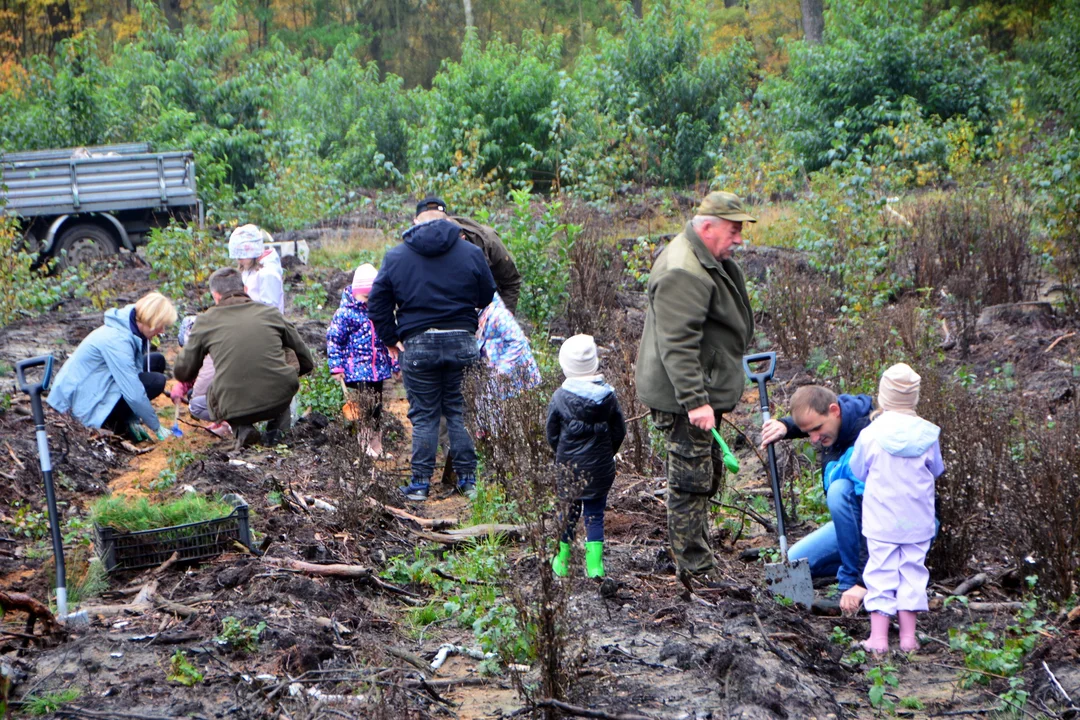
[411,29,564,189]
[583,0,756,185]
[1022,0,1080,128]
[1011,404,1080,600]
[145,222,227,305]
[501,189,581,330]
[895,192,1037,354]
[768,0,1005,171]
[0,217,101,327]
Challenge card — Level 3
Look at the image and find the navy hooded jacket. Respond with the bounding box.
[780,393,874,482]
[368,219,497,346]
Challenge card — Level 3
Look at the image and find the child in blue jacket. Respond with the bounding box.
[326,264,400,457]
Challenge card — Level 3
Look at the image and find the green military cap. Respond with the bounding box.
[697,191,757,222]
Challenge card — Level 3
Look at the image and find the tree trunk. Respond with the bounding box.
[632,0,643,18]
[158,0,182,31]
[462,0,473,28]
[724,0,740,8]
[800,0,824,44]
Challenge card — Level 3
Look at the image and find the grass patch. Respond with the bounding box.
[89,495,234,532]
[21,688,81,715]
[308,228,392,271]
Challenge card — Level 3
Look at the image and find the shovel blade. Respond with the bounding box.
[764,557,814,609]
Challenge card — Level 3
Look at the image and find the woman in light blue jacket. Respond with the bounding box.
[47,293,177,442]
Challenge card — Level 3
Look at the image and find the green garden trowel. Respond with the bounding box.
[710,428,740,475]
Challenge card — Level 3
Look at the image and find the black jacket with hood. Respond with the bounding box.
[368,219,497,346]
[546,378,627,500]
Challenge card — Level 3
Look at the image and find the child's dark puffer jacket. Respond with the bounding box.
[545,378,627,499]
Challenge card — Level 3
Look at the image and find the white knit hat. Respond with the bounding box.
[352,263,378,294]
[228,224,266,259]
[559,334,600,379]
[878,363,921,416]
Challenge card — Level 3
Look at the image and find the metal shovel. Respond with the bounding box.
[743,352,814,609]
[16,356,88,625]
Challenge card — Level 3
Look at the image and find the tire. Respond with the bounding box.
[54,223,119,268]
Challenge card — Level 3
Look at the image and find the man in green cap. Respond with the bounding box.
[636,191,756,584]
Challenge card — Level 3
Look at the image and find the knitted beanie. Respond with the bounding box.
[352,263,378,295]
[559,334,600,379]
[228,224,265,259]
[878,363,921,416]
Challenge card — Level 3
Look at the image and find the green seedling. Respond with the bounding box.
[167,651,203,686]
[710,429,740,474]
[21,688,82,715]
[215,616,266,655]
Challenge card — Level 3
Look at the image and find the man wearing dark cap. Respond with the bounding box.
[635,191,757,585]
[414,196,522,315]
[369,208,497,501]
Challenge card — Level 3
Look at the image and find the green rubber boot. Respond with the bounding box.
[585,541,605,578]
[551,541,572,577]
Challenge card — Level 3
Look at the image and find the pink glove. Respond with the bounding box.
[170,382,192,401]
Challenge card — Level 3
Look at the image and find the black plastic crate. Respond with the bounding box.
[95,504,251,573]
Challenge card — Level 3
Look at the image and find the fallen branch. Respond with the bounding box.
[529,698,654,720]
[1042,660,1078,711]
[58,708,177,720]
[713,500,774,533]
[387,647,430,672]
[366,498,457,530]
[412,523,524,545]
[79,581,158,618]
[0,590,61,637]
[1045,332,1076,354]
[951,573,988,597]
[262,557,370,579]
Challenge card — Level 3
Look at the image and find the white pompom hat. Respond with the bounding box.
[559,334,600,380]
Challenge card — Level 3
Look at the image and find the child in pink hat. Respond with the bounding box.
[326,263,399,457]
[850,363,944,653]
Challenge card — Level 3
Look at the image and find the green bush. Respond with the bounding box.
[767,0,1004,171]
[582,0,756,185]
[411,29,564,189]
[501,189,581,329]
[145,222,227,305]
[1022,0,1080,128]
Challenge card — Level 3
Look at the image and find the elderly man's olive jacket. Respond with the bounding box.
[635,223,754,414]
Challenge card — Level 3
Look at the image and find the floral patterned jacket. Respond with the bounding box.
[477,293,541,395]
[326,288,399,383]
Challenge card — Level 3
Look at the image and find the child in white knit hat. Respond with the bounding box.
[849,363,944,653]
[545,334,626,578]
[229,224,285,313]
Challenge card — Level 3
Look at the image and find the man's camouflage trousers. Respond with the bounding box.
[652,409,727,576]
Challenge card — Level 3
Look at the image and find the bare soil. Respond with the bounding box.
[2,234,1079,720]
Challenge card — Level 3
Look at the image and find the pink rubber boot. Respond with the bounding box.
[898,611,919,652]
[862,612,891,654]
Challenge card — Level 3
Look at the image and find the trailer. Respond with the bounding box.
[1,143,203,266]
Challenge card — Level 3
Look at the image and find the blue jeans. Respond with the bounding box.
[560,496,607,543]
[788,477,867,591]
[400,330,480,483]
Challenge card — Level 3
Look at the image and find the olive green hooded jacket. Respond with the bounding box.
[635,223,754,414]
[174,293,314,421]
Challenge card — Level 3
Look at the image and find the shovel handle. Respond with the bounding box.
[15,355,55,395]
[742,352,776,384]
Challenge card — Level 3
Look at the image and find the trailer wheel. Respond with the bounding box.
[54,223,119,267]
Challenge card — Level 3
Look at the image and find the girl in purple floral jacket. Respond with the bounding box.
[327,263,400,457]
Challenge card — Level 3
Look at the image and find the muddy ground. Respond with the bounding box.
[2,210,1080,720]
